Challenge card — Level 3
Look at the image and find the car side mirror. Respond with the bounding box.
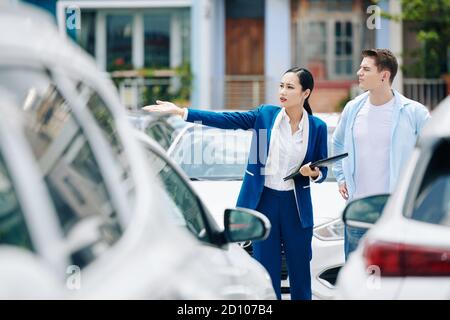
[342,194,390,228]
[223,207,271,243]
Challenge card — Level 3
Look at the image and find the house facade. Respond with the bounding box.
[53,0,407,111]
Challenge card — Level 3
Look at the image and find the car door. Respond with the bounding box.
[53,74,207,298]
[140,138,265,299]
[69,77,227,298]
[0,64,176,298]
[145,121,174,150]
[8,66,126,272]
[0,142,68,298]
[0,154,34,252]
[396,138,450,299]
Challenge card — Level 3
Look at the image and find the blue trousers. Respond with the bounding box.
[253,187,313,300]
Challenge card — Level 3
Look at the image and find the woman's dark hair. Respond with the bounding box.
[284,67,314,115]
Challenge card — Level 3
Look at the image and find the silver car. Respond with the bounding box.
[168,111,346,299]
[0,3,270,299]
[336,96,450,299]
[136,131,276,299]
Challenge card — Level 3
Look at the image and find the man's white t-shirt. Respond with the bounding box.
[353,97,394,200]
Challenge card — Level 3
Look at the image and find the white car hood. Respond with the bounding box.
[192,180,346,229]
[310,181,346,225]
[192,181,242,229]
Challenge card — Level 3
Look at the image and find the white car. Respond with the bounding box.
[0,3,266,299]
[135,131,276,300]
[127,111,188,150]
[335,96,450,300]
[168,111,346,299]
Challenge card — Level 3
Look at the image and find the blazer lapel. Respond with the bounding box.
[295,108,309,166]
[302,113,313,165]
[266,108,282,161]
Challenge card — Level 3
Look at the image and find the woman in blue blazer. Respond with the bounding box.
[144,68,328,300]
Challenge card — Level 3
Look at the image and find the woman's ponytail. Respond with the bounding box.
[304,99,313,115]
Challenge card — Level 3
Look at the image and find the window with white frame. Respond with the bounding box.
[297,18,361,80]
[71,7,190,72]
[144,13,171,68]
[143,8,190,69]
[107,14,133,71]
[77,11,96,58]
[301,21,328,79]
[295,1,363,80]
[334,21,354,76]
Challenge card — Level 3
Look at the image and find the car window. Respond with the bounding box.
[171,127,252,180]
[0,67,122,269]
[143,147,210,242]
[171,126,337,182]
[411,140,450,227]
[0,153,34,252]
[156,120,176,144]
[78,87,136,208]
[146,123,171,150]
[166,115,188,133]
[163,121,178,144]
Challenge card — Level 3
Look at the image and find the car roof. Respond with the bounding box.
[127,111,160,123]
[0,3,99,79]
[313,112,340,128]
[418,96,450,146]
[127,109,164,118]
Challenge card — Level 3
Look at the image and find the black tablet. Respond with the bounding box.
[309,152,348,169]
[283,153,348,181]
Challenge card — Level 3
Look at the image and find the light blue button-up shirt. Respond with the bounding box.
[332,90,430,201]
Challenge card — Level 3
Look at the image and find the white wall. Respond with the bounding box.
[191,0,213,108]
[210,0,225,109]
[376,0,403,93]
[265,0,291,105]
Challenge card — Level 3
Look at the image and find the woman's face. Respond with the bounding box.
[279,72,309,111]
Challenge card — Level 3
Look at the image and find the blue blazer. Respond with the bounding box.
[187,105,328,228]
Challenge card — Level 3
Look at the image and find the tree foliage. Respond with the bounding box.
[383,0,450,78]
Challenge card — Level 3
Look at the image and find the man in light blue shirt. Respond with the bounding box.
[332,49,430,259]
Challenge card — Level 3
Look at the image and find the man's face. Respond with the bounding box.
[356,57,388,91]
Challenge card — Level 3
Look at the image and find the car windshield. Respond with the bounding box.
[0,152,34,252]
[128,113,187,150]
[171,127,252,180]
[171,125,337,182]
[411,139,450,227]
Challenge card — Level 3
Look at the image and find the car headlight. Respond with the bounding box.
[313,218,344,241]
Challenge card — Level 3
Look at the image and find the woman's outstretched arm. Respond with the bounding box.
[143,100,260,130]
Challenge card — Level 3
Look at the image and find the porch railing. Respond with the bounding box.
[224,75,266,109]
[403,78,447,110]
[111,69,176,110]
[117,77,172,110]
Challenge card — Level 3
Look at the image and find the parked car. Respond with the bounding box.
[168,111,346,299]
[0,3,257,299]
[335,96,450,299]
[127,110,187,150]
[134,130,276,299]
